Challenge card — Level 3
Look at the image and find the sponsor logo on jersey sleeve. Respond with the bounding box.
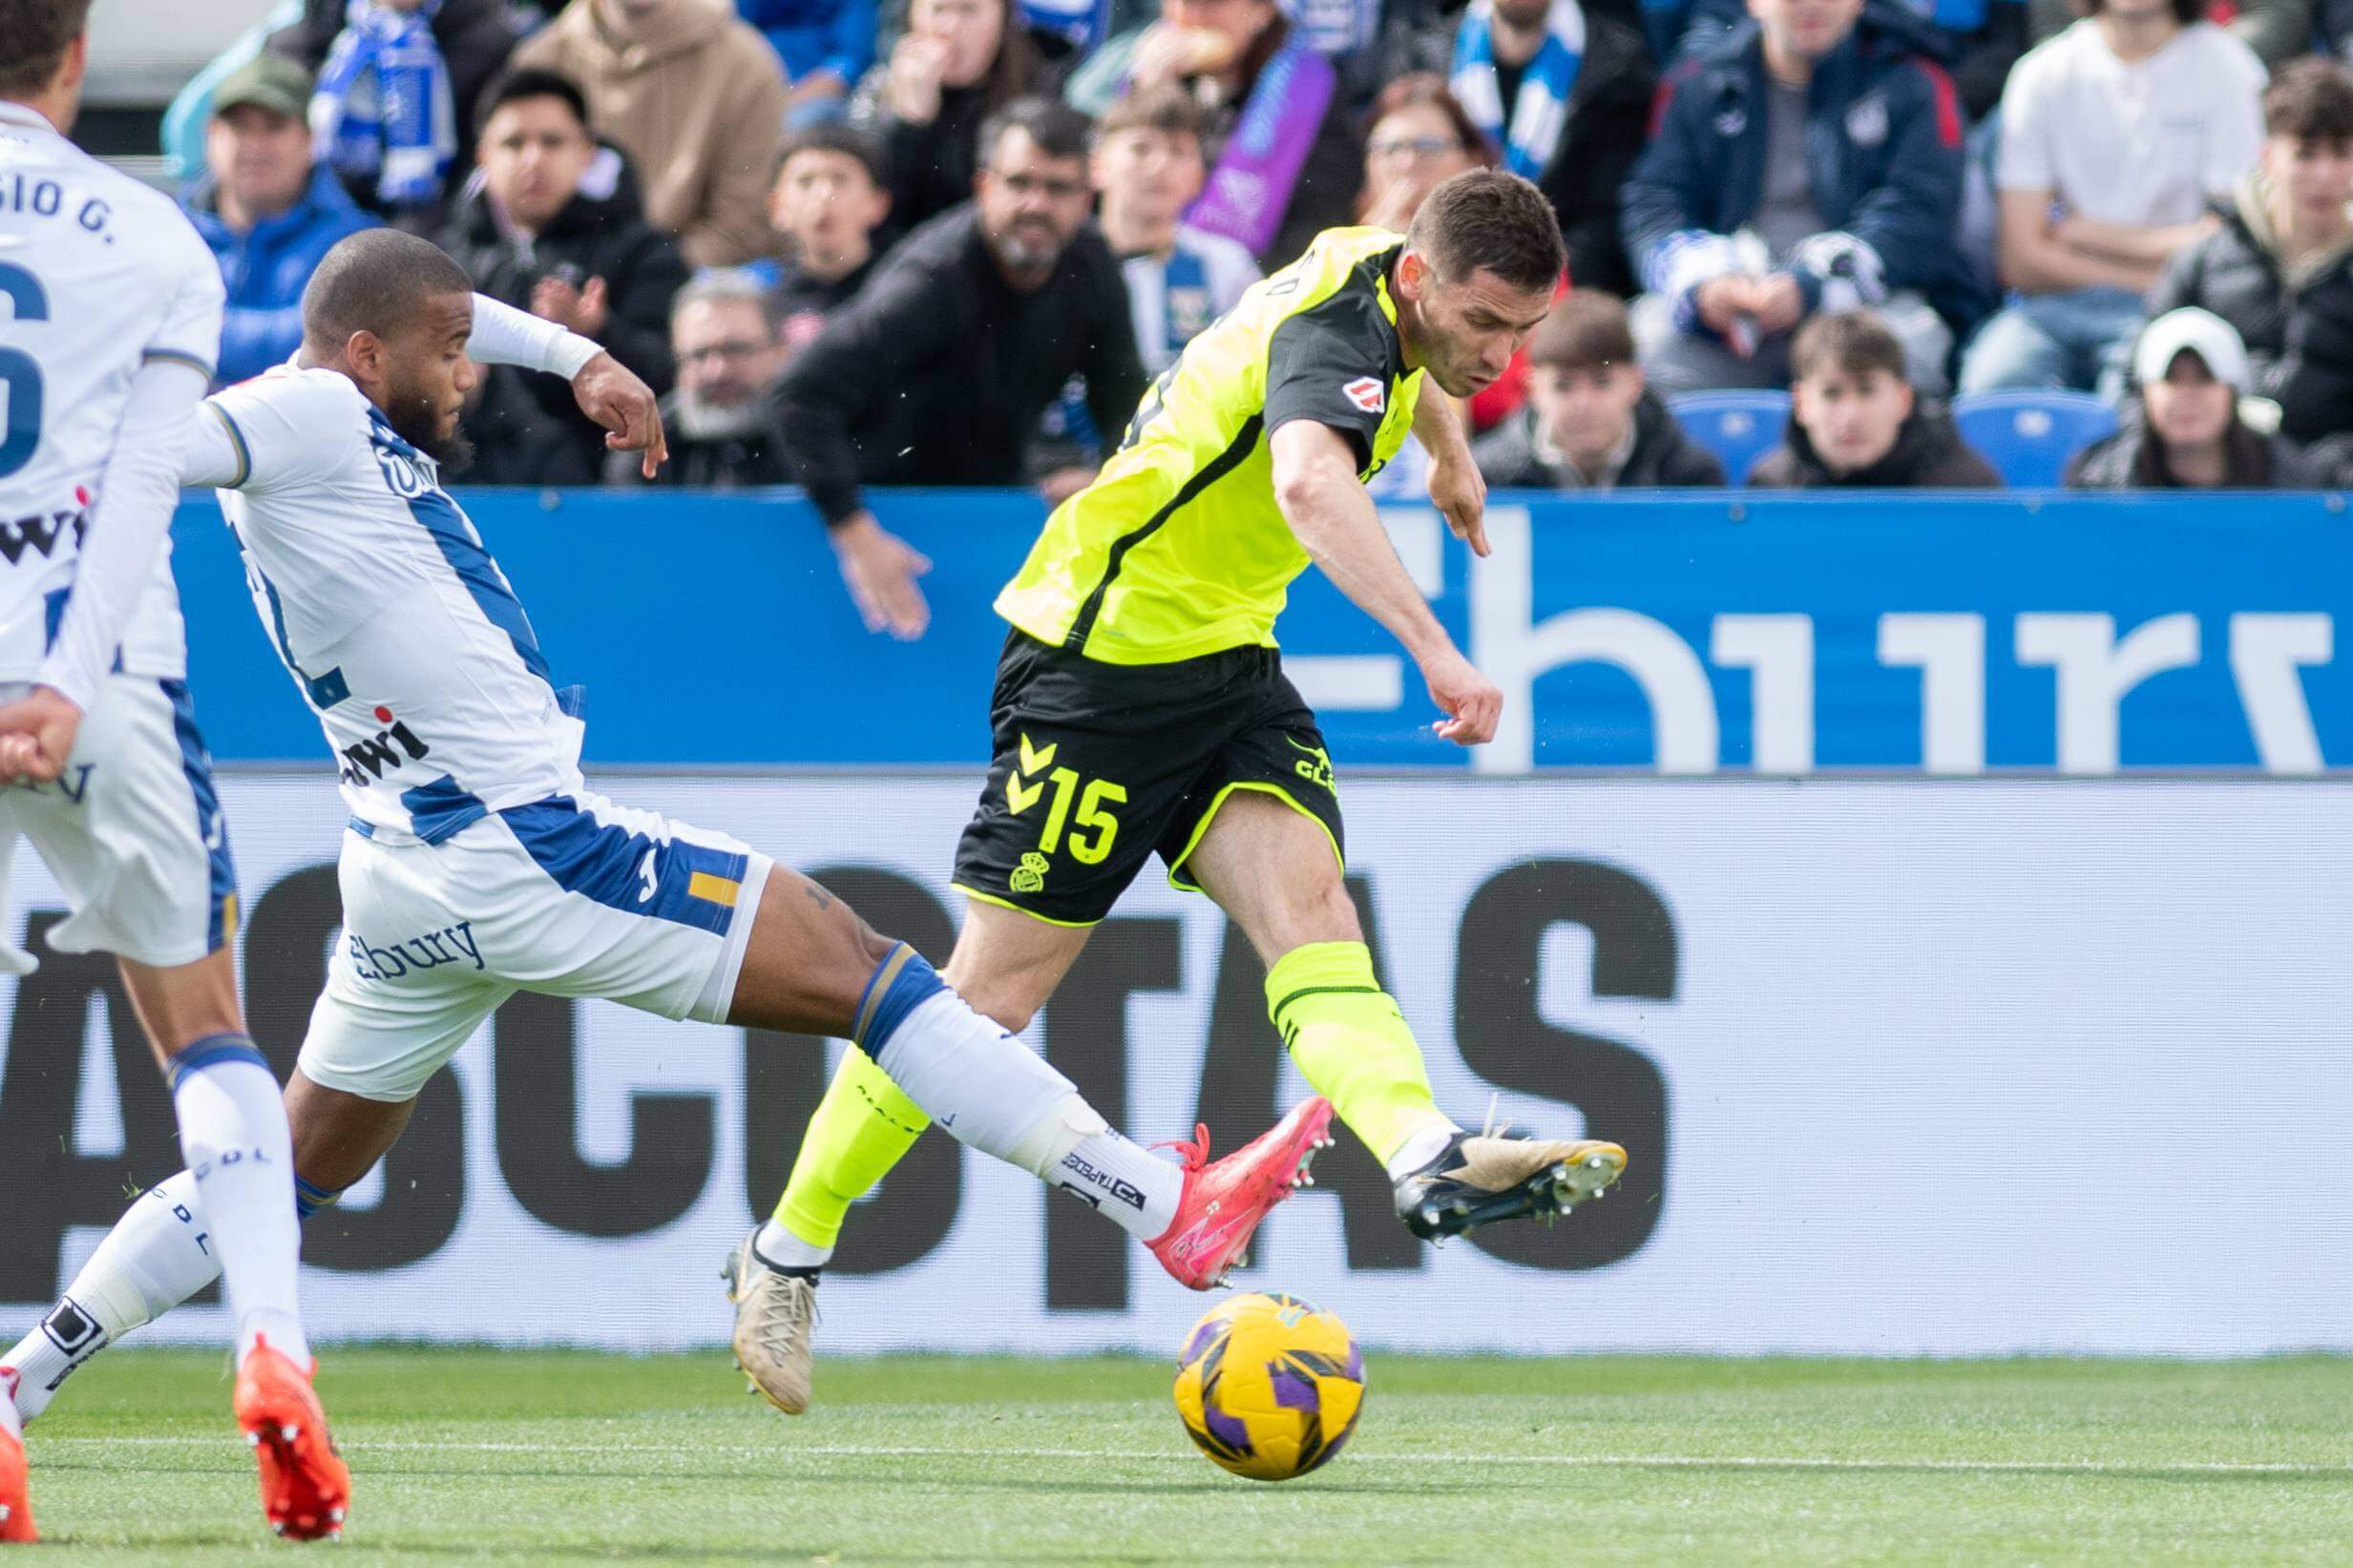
[1342,377,1384,414]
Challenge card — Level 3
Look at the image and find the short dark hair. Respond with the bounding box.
[1527,290,1636,372]
[473,68,592,141]
[0,0,91,99]
[2264,58,2353,146]
[1097,83,1207,144]
[775,122,889,189]
[1403,168,1565,294]
[302,229,473,350]
[1789,309,1907,385]
[980,95,1094,169]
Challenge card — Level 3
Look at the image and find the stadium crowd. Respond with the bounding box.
[172,0,2353,547]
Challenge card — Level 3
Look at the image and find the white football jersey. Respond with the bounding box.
[0,102,215,683]
[207,366,588,841]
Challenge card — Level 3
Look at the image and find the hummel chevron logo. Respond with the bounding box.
[1007,732,1058,815]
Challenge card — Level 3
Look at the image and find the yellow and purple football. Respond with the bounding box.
[1171,1291,1365,1481]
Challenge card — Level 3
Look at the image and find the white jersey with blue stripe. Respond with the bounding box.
[205,366,587,842]
[0,101,215,685]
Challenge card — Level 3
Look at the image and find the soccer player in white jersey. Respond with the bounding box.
[0,228,1334,1456]
[0,0,348,1543]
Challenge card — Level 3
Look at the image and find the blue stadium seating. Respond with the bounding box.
[1669,391,1792,486]
[1951,391,2119,489]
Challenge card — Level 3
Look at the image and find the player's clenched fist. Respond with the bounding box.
[0,686,83,784]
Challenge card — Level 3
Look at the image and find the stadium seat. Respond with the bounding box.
[1950,391,2119,488]
[1668,391,1793,486]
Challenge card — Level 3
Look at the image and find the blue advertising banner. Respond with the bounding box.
[170,488,2347,773]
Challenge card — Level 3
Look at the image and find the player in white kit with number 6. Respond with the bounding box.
[0,0,347,1543]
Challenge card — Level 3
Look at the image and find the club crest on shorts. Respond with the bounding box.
[1342,377,1384,415]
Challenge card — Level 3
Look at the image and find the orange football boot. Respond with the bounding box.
[233,1337,349,1541]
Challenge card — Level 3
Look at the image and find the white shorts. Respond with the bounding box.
[295,789,773,1102]
[0,673,237,974]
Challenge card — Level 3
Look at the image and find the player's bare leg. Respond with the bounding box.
[723,871,1331,1413]
[113,950,351,1540]
[1187,791,1626,1241]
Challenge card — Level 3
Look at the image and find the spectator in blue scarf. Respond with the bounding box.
[180,53,381,386]
[309,0,460,222]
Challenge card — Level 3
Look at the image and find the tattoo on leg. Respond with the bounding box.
[803,881,833,911]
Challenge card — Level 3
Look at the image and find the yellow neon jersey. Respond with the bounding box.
[995,227,1425,665]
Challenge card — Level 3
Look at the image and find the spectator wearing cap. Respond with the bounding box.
[771,98,1145,638]
[513,0,792,267]
[851,0,1053,233]
[1065,0,1364,268]
[1447,0,1651,296]
[2147,59,2353,464]
[1958,0,2264,401]
[2066,307,2324,487]
[764,124,895,357]
[443,69,689,483]
[1093,86,1259,374]
[180,54,381,387]
[1474,290,1728,488]
[1751,309,2001,486]
[1620,0,1978,398]
[609,272,796,485]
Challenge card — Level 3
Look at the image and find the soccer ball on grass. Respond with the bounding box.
[1171,1292,1364,1481]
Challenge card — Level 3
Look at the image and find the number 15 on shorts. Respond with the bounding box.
[1006,733,1124,865]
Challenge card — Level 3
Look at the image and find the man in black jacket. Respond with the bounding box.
[1475,290,1726,487]
[2147,59,2353,463]
[772,97,1146,639]
[1750,309,2000,486]
[441,69,687,485]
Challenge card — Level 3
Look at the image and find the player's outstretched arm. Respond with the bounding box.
[1412,389,1488,557]
[1269,419,1501,746]
[0,358,214,784]
[464,293,666,477]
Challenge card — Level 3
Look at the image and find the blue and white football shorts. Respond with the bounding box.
[0,672,238,974]
[295,788,774,1102]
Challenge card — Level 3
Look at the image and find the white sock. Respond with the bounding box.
[857,949,1174,1235]
[0,1172,222,1424]
[1050,1132,1183,1241]
[170,1039,308,1369]
[1383,1121,1460,1184]
[753,1218,830,1272]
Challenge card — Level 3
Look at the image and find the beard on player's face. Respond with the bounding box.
[384,376,476,473]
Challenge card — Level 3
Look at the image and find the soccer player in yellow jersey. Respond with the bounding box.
[725,170,1628,1411]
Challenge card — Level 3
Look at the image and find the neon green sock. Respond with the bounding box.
[1265,940,1451,1166]
[773,1047,930,1250]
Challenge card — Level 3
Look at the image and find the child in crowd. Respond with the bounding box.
[1751,310,2001,488]
[761,124,894,354]
[1474,291,1727,489]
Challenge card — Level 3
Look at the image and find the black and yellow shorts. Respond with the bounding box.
[951,631,1346,927]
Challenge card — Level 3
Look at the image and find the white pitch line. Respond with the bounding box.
[31,1437,2350,1476]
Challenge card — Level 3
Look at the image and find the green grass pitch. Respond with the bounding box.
[17,1348,2351,1564]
